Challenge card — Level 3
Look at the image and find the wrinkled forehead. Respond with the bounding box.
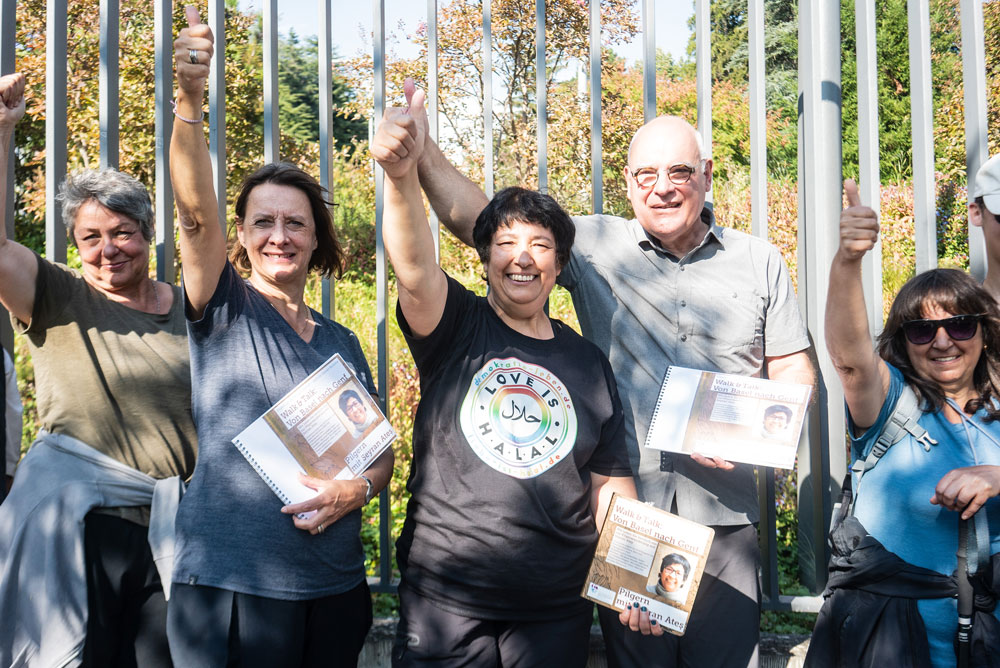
[628,121,702,169]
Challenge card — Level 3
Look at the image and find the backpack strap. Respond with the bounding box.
[847,384,938,514]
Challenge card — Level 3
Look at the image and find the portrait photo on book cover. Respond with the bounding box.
[337,387,379,439]
[759,403,793,440]
[645,545,697,605]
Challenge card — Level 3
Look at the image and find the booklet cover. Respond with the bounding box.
[643,366,812,469]
[582,494,715,636]
[231,353,396,509]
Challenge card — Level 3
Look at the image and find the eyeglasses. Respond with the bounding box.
[900,314,983,345]
[630,162,701,189]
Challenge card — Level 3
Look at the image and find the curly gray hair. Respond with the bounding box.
[57,168,154,244]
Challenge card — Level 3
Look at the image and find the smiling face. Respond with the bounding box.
[659,563,686,592]
[236,183,318,288]
[905,301,983,398]
[625,117,713,257]
[484,220,560,323]
[763,411,789,434]
[73,199,151,296]
[345,396,367,426]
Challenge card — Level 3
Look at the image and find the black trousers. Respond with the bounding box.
[167,579,373,668]
[81,512,172,668]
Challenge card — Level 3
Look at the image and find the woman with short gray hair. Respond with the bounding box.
[0,73,195,668]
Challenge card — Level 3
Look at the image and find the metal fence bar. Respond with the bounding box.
[483,1,493,198]
[263,0,279,164]
[0,0,12,499]
[428,0,440,253]
[45,0,68,264]
[318,0,333,318]
[795,0,844,599]
[961,0,988,281]
[856,0,883,336]
[748,0,766,239]
[908,0,936,272]
[589,0,601,213]
[209,0,227,237]
[535,0,546,193]
[1,0,15,357]
[371,0,393,594]
[154,0,173,283]
[695,0,712,171]
[99,0,119,170]
[642,0,654,123]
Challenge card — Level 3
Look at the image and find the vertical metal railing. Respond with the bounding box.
[1,0,993,612]
[99,0,118,169]
[589,0,601,213]
[856,0,884,337]
[909,0,936,272]
[961,0,988,281]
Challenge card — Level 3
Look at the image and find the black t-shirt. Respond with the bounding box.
[396,274,632,620]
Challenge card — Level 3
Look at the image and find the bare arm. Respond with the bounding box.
[371,81,448,337]
[171,7,227,319]
[589,473,637,529]
[0,74,38,324]
[416,137,488,247]
[825,179,890,429]
[765,349,816,388]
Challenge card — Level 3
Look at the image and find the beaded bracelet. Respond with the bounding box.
[170,99,205,124]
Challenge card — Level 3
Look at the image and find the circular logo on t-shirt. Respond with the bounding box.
[459,357,578,478]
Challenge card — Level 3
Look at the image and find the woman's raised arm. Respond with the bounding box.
[825,179,891,429]
[0,74,38,325]
[371,80,448,338]
[171,6,227,318]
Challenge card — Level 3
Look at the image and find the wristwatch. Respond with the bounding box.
[360,474,375,505]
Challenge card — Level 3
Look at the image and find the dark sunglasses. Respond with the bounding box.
[900,314,983,345]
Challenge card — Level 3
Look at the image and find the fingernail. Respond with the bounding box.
[640,606,647,612]
[651,620,658,626]
[626,603,632,610]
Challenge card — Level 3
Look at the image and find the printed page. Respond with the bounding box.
[582,494,715,636]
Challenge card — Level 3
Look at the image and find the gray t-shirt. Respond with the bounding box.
[559,208,810,525]
[13,255,196,482]
[174,262,376,600]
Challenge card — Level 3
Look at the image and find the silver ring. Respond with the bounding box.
[317,523,325,534]
[189,49,199,65]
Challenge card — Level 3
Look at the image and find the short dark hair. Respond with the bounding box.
[877,268,1000,419]
[338,389,362,413]
[764,404,793,421]
[58,169,155,245]
[660,553,691,580]
[471,187,575,274]
[231,163,343,279]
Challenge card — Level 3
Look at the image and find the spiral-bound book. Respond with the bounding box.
[644,366,812,469]
[582,494,714,636]
[231,354,395,510]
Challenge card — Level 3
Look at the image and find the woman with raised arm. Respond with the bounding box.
[168,9,391,667]
[372,83,638,667]
[0,74,195,667]
[808,180,1000,667]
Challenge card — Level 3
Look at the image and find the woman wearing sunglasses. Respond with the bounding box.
[818,179,1000,666]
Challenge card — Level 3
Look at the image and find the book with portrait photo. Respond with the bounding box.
[231,353,396,508]
[582,494,715,636]
[644,366,812,469]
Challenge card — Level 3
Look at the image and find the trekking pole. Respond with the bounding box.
[956,518,972,668]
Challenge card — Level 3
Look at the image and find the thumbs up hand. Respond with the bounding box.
[839,179,879,261]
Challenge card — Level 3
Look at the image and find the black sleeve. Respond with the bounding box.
[396,273,477,382]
